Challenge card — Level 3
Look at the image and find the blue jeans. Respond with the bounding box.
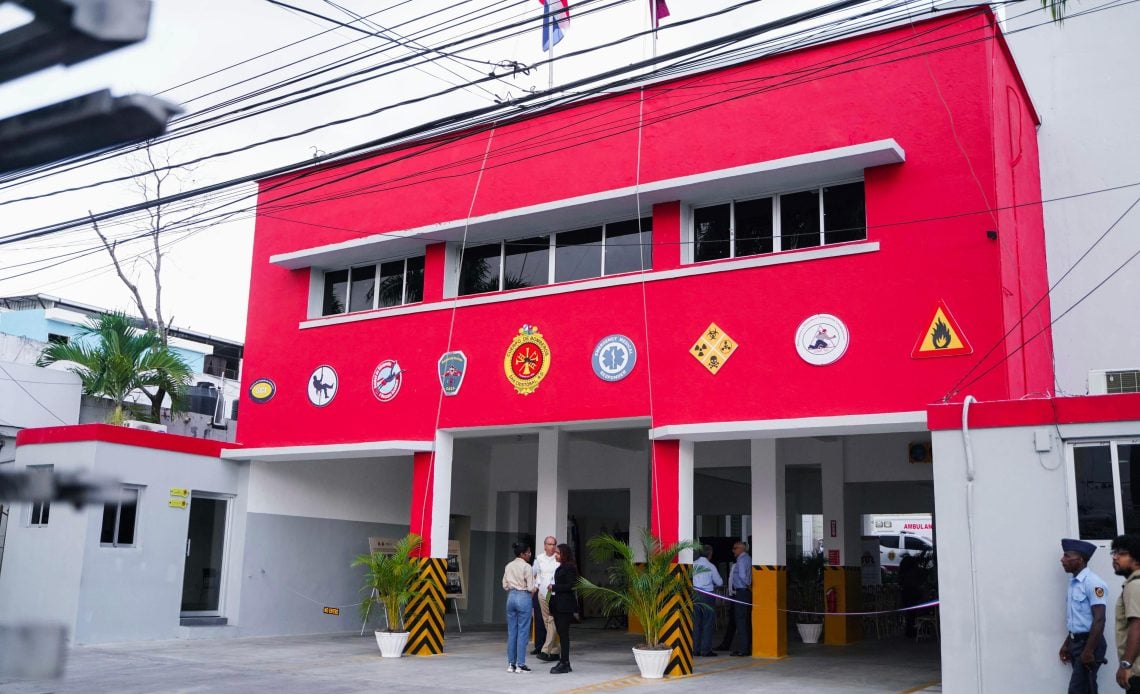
[692,592,716,655]
[506,590,533,666]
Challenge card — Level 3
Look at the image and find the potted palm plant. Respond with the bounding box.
[787,553,825,643]
[576,529,705,679]
[352,533,423,657]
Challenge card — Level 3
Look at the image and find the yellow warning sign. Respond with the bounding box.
[912,301,972,358]
[690,322,738,374]
[168,499,188,509]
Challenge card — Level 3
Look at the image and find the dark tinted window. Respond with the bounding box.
[780,189,820,250]
[348,265,375,312]
[555,227,603,282]
[100,502,117,543]
[404,256,424,304]
[322,269,348,315]
[604,218,652,275]
[734,197,773,257]
[377,260,405,308]
[694,204,730,262]
[823,181,866,244]
[458,243,502,296]
[879,535,899,549]
[1076,445,1116,539]
[503,236,549,289]
[118,489,138,545]
[904,536,928,550]
[1120,444,1140,535]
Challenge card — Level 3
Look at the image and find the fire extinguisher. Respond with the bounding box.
[825,587,838,614]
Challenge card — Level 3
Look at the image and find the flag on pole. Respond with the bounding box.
[652,0,670,27]
[538,0,570,51]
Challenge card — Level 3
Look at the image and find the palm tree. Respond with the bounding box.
[1042,0,1067,21]
[352,533,425,632]
[36,311,193,425]
[576,529,706,649]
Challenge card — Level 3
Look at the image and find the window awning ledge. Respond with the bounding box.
[270,138,904,271]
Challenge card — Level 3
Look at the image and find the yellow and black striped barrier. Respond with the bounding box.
[660,564,693,676]
[404,557,446,655]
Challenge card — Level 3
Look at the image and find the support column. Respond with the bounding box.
[406,432,452,655]
[649,439,694,676]
[536,428,568,546]
[821,446,860,645]
[750,438,786,658]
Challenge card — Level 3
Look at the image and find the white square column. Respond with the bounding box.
[536,428,569,546]
[751,438,785,565]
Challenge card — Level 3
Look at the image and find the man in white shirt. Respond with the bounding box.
[692,545,724,657]
[532,536,561,660]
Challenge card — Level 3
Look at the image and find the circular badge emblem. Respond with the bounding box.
[795,314,849,366]
[592,335,636,382]
[504,324,551,395]
[371,359,403,402]
[307,365,338,407]
[249,378,276,403]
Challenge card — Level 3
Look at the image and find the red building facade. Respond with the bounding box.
[238,7,1052,663]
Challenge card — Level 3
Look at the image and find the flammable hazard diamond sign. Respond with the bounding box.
[912,300,973,359]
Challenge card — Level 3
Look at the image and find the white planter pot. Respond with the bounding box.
[374,630,410,658]
[797,622,823,644]
[632,646,671,679]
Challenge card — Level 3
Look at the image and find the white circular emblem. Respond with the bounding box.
[592,335,636,382]
[795,314,849,366]
[307,365,338,406]
[371,360,402,402]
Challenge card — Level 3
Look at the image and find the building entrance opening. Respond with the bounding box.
[181,495,229,616]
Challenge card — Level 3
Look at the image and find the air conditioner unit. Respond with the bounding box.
[1089,369,1140,395]
[124,420,167,433]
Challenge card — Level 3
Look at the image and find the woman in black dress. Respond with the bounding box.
[549,543,578,674]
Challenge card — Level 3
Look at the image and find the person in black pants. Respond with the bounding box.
[549,543,578,674]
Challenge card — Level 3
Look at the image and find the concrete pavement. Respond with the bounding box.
[1,624,941,693]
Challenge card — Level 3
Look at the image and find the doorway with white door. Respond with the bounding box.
[181,493,232,625]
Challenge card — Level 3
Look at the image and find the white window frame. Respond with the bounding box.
[26,465,52,527]
[321,255,424,316]
[688,177,865,263]
[1067,438,1140,538]
[100,484,143,548]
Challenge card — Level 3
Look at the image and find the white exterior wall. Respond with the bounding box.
[0,438,246,644]
[932,416,1140,693]
[0,361,81,429]
[247,457,411,524]
[1003,2,1140,395]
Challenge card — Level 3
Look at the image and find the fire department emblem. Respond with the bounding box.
[307,365,338,407]
[504,324,551,395]
[795,314,849,366]
[438,351,467,397]
[371,359,403,402]
[689,322,737,374]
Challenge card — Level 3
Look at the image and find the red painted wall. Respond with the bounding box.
[238,10,1050,448]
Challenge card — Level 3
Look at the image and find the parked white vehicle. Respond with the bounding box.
[879,532,933,570]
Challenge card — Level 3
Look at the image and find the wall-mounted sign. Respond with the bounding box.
[371,359,403,402]
[591,334,636,382]
[169,499,188,509]
[307,365,338,406]
[689,322,737,374]
[828,549,841,566]
[438,351,467,396]
[505,324,551,395]
[169,488,188,498]
[795,314,849,366]
[249,378,276,403]
[322,607,340,616]
[912,300,973,358]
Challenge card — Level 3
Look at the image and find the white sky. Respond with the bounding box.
[0,0,1046,342]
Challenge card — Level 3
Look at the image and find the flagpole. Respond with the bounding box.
[548,43,554,90]
[651,1,658,62]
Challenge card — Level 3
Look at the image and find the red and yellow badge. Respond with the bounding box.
[1096,586,1105,598]
[504,324,551,395]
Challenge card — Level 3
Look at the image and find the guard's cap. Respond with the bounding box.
[1062,538,1097,559]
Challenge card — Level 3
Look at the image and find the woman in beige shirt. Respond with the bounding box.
[502,542,535,673]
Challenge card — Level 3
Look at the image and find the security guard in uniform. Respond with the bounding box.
[1060,538,1109,694]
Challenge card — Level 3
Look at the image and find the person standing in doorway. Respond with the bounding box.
[1059,538,1108,694]
[692,544,724,657]
[1112,535,1140,691]
[549,543,578,674]
[729,540,752,657]
[533,536,560,661]
[502,542,535,673]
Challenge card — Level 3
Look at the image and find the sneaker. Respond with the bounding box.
[515,664,532,673]
[507,664,516,673]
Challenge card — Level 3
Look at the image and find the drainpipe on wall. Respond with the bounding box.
[962,395,985,692]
